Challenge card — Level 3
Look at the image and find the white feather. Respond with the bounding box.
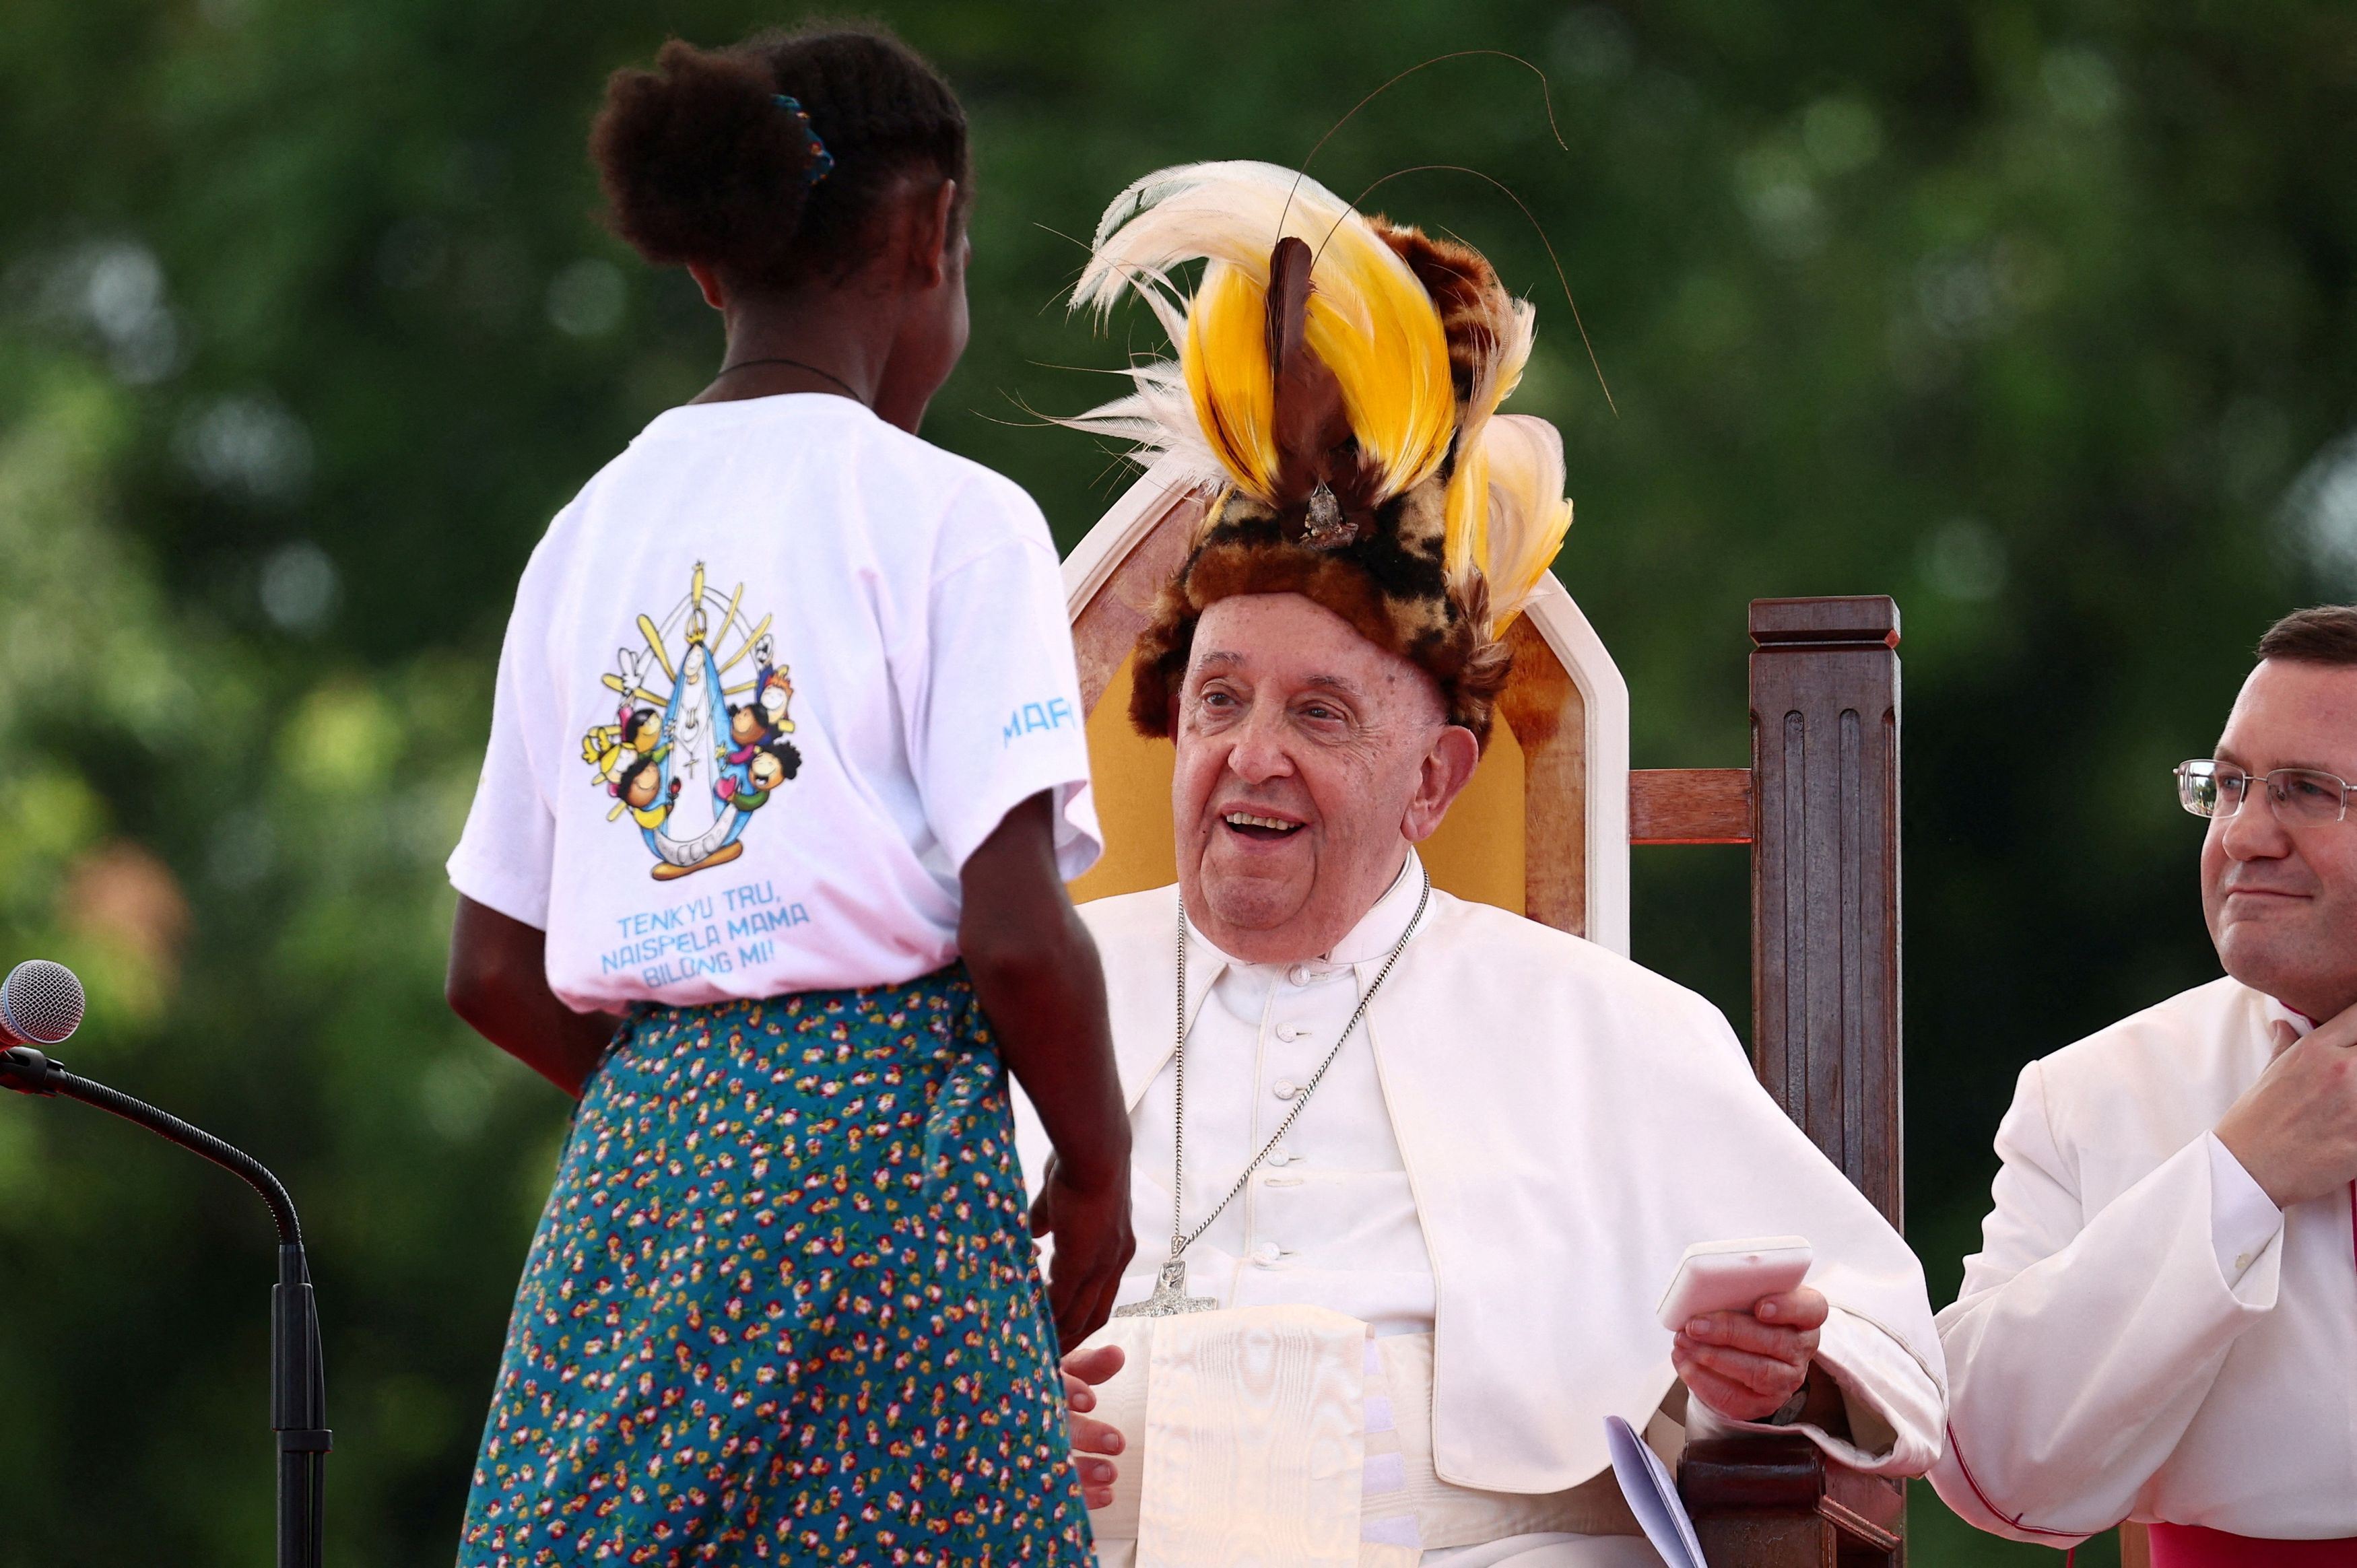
[1074,162,1374,320]
[1457,297,1536,464]
[1471,413,1574,632]
[1056,361,1226,485]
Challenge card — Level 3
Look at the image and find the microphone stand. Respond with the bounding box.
[1,1044,329,1568]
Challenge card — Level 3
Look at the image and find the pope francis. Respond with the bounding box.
[1014,161,1946,1568]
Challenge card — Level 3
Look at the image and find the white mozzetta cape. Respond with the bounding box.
[1931,978,2357,1542]
[1024,883,1946,1494]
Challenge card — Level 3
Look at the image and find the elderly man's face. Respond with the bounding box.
[2201,658,2357,1019]
[1172,593,1478,963]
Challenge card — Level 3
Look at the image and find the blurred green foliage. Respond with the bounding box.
[3,0,2353,1562]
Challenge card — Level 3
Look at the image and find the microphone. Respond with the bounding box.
[0,959,329,1567]
[0,959,85,1046]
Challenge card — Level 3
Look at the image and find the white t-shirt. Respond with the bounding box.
[447,393,1101,1012]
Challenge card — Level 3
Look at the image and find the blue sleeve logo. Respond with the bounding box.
[1003,697,1076,746]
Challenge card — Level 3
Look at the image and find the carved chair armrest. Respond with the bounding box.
[1678,1434,1904,1567]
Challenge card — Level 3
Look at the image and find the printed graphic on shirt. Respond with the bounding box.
[1003,697,1075,745]
[580,561,803,881]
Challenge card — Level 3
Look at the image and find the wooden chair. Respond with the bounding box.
[1064,461,1907,1567]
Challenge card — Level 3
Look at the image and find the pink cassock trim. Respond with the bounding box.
[1941,1423,2082,1541]
[2148,1524,2357,1565]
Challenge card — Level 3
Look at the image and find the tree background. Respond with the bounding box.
[2,0,2352,1562]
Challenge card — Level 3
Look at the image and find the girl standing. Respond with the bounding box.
[444,24,1130,1564]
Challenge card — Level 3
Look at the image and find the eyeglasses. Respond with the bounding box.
[2175,759,2355,825]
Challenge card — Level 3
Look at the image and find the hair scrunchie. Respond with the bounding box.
[772,95,835,185]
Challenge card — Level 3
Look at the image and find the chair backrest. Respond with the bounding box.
[1065,465,1905,1229]
[1063,458,1632,955]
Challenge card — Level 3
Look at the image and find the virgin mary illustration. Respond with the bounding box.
[583,562,801,881]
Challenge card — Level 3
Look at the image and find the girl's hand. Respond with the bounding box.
[1030,1155,1134,1351]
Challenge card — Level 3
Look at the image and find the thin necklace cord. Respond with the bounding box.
[713,355,863,402]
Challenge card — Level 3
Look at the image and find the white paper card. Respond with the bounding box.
[1605,1414,1706,1568]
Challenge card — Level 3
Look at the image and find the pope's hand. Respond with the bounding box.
[2215,1007,2357,1209]
[1673,1285,1828,1424]
[1061,1343,1126,1510]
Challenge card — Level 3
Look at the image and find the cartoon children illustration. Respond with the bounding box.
[583,564,808,881]
[754,634,795,735]
[727,702,767,753]
[584,703,663,791]
[613,753,681,831]
[716,687,790,803]
[730,741,802,812]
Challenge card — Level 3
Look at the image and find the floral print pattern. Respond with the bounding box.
[459,967,1092,1565]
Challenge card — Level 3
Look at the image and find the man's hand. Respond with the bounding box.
[1061,1343,1127,1509]
[1029,1156,1135,1352]
[2215,1008,2357,1210]
[1673,1285,1829,1425]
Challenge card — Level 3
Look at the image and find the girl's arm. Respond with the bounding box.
[446,895,622,1098]
[959,791,1135,1350]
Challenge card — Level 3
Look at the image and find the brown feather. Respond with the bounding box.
[1264,236,1352,510]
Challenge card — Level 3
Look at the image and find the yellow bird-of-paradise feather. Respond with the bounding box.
[1181,261,1280,502]
[1300,253,1454,501]
[1457,413,1573,633]
[1443,437,1494,599]
[1070,161,1455,504]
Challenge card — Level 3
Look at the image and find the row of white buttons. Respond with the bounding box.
[1263,979,1319,1260]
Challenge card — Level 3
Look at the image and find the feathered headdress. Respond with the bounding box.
[1065,160,1574,748]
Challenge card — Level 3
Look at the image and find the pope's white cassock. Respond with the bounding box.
[1016,852,1946,1567]
[1930,978,2357,1546]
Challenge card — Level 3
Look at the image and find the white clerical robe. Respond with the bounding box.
[1931,977,2357,1544]
[1121,855,1438,1337]
[1014,856,1944,1563]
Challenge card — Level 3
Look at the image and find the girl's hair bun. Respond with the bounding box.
[589,25,971,294]
[592,40,819,284]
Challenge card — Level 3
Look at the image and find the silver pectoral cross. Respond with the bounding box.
[1111,1256,1220,1318]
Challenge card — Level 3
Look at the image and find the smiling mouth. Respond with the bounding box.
[1223,812,1302,840]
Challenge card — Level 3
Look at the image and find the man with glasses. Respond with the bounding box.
[1930,605,2357,1564]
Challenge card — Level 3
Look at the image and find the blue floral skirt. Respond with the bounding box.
[458,966,1093,1566]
